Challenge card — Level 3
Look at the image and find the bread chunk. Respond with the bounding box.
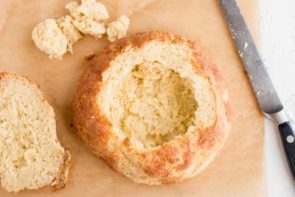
[66,0,108,38]
[107,15,130,42]
[32,19,68,59]
[0,73,71,193]
[57,15,82,53]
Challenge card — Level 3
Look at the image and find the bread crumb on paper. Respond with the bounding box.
[32,19,68,59]
[57,15,82,53]
[65,0,109,22]
[107,15,130,42]
[72,18,106,39]
[66,0,108,38]
[32,0,130,59]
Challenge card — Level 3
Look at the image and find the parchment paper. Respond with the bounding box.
[0,0,266,196]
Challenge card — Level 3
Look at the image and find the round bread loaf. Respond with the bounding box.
[73,32,230,185]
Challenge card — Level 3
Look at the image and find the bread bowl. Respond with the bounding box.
[73,31,230,185]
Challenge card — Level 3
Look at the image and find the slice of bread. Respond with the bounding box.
[0,73,71,193]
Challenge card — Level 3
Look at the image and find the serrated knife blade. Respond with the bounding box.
[220,0,282,114]
[219,0,295,181]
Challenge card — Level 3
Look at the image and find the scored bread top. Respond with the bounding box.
[73,32,230,185]
[0,73,70,193]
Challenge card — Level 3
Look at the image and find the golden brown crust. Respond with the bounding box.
[73,31,230,185]
[0,72,49,105]
[52,150,72,190]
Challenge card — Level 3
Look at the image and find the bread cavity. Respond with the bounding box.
[99,41,217,148]
[0,74,67,193]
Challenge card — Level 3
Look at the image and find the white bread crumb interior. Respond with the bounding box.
[99,41,216,149]
[107,15,130,42]
[66,0,109,38]
[0,73,70,193]
[57,15,82,53]
[32,19,68,59]
[32,1,130,59]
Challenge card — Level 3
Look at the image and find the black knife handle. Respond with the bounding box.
[279,121,295,179]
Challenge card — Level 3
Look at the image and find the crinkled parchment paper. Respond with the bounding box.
[0,0,266,196]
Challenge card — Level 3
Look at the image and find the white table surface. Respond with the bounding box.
[260,0,295,196]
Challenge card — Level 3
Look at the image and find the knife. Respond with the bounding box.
[219,0,295,180]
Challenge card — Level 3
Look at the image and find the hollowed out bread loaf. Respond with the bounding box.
[0,73,71,193]
[73,32,230,185]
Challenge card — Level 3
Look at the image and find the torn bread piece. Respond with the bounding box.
[0,73,71,193]
[107,15,130,42]
[71,18,106,39]
[57,15,82,53]
[65,0,109,21]
[32,19,68,59]
[65,0,109,38]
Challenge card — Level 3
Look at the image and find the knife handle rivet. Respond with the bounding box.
[286,135,295,144]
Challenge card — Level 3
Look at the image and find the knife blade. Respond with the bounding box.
[219,0,295,181]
